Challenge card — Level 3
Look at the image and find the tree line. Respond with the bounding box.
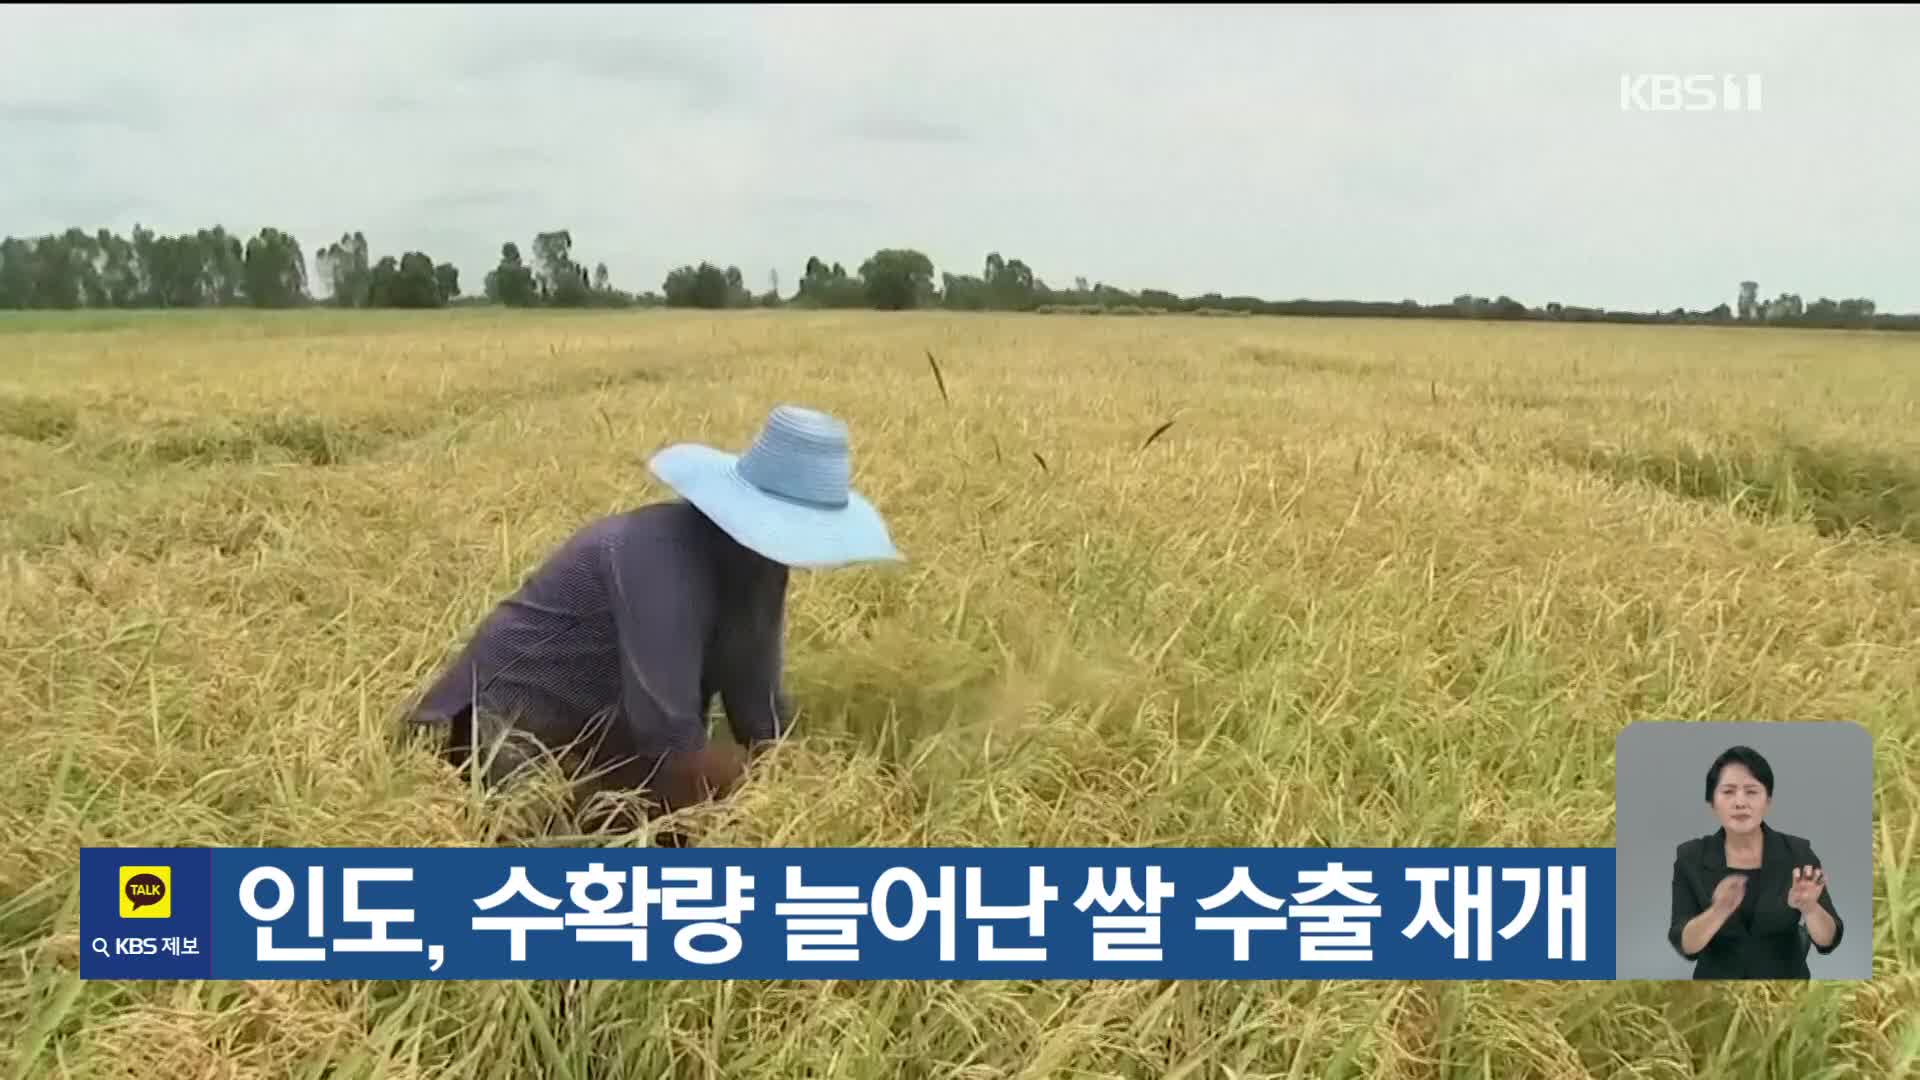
[3,222,1912,332]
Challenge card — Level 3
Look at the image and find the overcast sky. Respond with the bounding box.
[3,5,1916,312]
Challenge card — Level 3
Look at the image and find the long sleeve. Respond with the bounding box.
[1668,850,1706,960]
[1804,847,1845,955]
[717,589,793,751]
[602,528,713,757]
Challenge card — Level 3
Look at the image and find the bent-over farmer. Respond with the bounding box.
[406,404,902,836]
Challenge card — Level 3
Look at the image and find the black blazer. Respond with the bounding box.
[1667,822,1845,979]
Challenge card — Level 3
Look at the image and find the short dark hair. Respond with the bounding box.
[1704,745,1775,802]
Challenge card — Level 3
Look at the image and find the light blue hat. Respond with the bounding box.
[648,405,903,569]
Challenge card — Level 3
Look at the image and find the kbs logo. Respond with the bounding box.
[1620,74,1762,112]
[119,865,172,919]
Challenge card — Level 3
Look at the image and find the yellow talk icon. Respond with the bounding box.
[120,865,172,919]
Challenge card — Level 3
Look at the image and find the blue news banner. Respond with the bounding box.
[81,846,1617,981]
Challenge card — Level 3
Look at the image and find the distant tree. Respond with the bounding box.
[199,227,245,305]
[1491,295,1528,319]
[940,272,989,310]
[532,229,589,306]
[143,226,211,308]
[27,231,82,309]
[1763,293,1803,322]
[392,252,445,308]
[63,228,107,307]
[1453,294,1488,318]
[662,262,735,308]
[0,236,34,307]
[242,227,308,307]
[365,256,399,307]
[95,228,140,306]
[484,242,537,307]
[9,222,1920,334]
[315,232,371,307]
[795,256,864,307]
[433,262,460,303]
[860,248,936,310]
[984,251,1038,310]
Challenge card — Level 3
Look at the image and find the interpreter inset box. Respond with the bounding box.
[1613,721,1873,981]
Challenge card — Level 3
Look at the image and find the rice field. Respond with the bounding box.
[2,307,1917,1078]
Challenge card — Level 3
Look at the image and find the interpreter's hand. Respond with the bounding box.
[1786,866,1827,912]
[1710,873,1747,915]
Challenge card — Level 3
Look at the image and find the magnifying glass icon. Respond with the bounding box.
[90,937,110,958]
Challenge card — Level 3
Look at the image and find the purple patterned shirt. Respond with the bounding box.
[410,500,792,767]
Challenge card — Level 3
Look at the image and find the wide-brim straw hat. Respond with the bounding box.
[647,405,903,569]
